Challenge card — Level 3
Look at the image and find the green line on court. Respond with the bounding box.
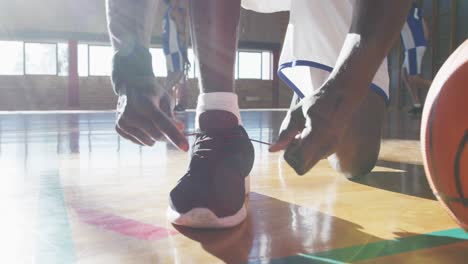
[36,171,76,264]
[252,228,468,264]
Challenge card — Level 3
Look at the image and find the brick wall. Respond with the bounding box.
[0,76,67,110]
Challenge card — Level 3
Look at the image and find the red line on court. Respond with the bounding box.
[73,206,178,241]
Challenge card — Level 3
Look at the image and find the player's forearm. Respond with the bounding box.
[329,0,411,95]
[106,0,158,54]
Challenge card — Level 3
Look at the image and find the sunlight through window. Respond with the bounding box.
[238,51,262,79]
[0,41,24,75]
[58,43,69,76]
[89,45,113,76]
[25,43,57,75]
[78,44,89,77]
[150,48,167,77]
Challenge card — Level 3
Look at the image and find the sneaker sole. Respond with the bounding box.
[167,175,250,229]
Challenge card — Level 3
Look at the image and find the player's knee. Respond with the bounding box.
[328,149,379,179]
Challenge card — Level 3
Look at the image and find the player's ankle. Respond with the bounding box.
[195,92,241,129]
[197,110,239,130]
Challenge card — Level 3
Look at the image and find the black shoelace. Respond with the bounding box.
[184,132,271,146]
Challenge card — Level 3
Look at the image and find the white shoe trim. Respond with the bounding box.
[167,204,247,229]
[167,176,250,229]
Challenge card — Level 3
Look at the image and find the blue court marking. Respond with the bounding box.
[36,171,76,264]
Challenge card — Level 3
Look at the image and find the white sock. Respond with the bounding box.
[195,92,241,129]
[414,103,422,108]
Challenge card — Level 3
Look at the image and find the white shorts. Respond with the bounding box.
[242,0,390,103]
[403,46,426,76]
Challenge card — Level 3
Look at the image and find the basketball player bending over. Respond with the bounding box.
[106,0,411,228]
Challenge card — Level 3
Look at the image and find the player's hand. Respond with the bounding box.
[269,81,360,175]
[111,47,189,151]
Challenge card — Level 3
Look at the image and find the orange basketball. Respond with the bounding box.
[421,40,468,231]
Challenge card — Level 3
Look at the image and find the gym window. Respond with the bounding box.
[0,41,24,75]
[186,49,273,80]
[239,50,272,80]
[0,41,70,76]
[78,43,89,77]
[0,40,273,80]
[149,48,168,77]
[25,43,57,75]
[261,51,273,80]
[89,45,113,76]
[57,43,69,76]
[238,51,262,79]
[79,44,115,77]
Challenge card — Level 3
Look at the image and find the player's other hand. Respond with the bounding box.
[269,81,357,175]
[111,46,189,151]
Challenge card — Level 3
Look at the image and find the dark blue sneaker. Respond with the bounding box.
[167,111,254,228]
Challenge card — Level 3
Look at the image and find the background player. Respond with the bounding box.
[162,0,190,112]
[400,0,432,115]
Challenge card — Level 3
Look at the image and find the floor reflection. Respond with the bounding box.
[0,111,285,157]
[174,192,384,264]
[0,110,463,263]
[0,109,423,159]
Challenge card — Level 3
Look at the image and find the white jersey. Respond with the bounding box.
[242,0,390,102]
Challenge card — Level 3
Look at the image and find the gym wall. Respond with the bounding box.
[0,1,292,110]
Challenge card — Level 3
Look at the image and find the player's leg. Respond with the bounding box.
[161,0,190,111]
[188,0,243,128]
[404,47,430,114]
[409,47,432,90]
[327,90,385,178]
[407,75,432,89]
[165,71,183,91]
[167,0,255,228]
[402,66,423,114]
[173,80,188,112]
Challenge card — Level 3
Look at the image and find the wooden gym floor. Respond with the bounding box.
[1,110,467,263]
